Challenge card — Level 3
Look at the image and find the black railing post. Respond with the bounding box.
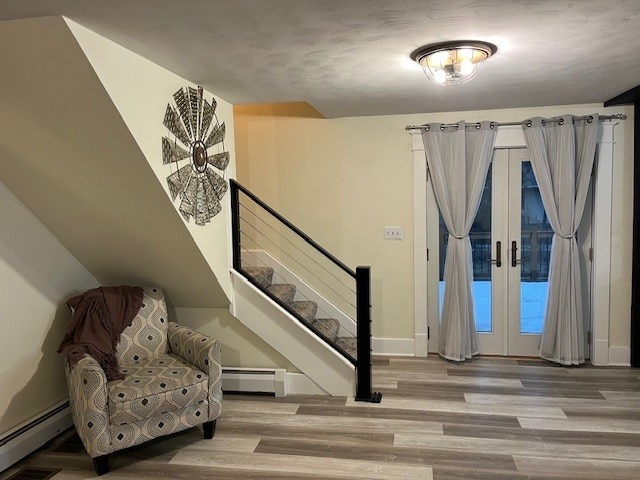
[355,266,381,403]
[230,180,241,270]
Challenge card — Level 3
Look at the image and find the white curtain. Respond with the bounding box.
[522,114,599,365]
[422,121,496,361]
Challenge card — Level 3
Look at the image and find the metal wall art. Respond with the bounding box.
[163,86,229,225]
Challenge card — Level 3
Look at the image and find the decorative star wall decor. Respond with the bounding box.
[162,86,229,225]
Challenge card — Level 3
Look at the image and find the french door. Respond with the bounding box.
[436,148,581,356]
[480,148,547,355]
[435,147,594,356]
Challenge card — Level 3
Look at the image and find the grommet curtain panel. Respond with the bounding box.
[422,121,496,361]
[522,114,599,365]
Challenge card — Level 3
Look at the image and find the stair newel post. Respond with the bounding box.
[230,180,241,271]
[355,266,382,403]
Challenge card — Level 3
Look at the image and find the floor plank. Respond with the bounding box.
[513,455,640,479]
[254,436,517,471]
[561,405,640,420]
[170,449,434,479]
[374,370,526,387]
[222,399,300,414]
[297,403,521,428]
[394,432,640,461]
[345,396,567,419]
[518,416,640,434]
[464,392,640,408]
[221,409,444,435]
[444,423,640,447]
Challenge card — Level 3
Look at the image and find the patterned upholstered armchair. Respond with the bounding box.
[65,287,222,475]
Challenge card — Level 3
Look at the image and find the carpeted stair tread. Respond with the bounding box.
[241,266,357,361]
[311,318,340,342]
[336,336,357,359]
[290,300,318,322]
[267,283,296,304]
[243,266,274,289]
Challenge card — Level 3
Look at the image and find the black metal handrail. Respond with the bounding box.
[230,179,380,403]
[230,180,355,277]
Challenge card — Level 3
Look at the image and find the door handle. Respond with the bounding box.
[511,241,522,267]
[490,241,502,267]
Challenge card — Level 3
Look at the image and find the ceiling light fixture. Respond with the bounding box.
[411,41,497,86]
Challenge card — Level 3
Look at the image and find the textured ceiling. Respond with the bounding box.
[1,0,639,117]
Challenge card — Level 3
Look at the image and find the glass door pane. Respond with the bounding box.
[507,149,544,356]
[471,164,492,333]
[438,164,492,333]
[520,161,551,335]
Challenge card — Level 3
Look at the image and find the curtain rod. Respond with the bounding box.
[405,114,627,131]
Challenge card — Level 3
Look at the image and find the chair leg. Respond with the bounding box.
[203,420,216,439]
[92,454,110,476]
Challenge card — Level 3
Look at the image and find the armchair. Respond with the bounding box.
[64,287,222,475]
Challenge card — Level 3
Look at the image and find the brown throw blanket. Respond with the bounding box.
[58,286,143,381]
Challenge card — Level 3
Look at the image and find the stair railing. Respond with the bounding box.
[230,179,381,402]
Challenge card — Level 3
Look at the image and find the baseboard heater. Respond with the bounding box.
[0,400,72,473]
[221,367,286,397]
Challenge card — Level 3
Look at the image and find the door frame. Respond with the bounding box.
[411,123,618,364]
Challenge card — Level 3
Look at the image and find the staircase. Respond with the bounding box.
[243,266,357,359]
[230,179,381,402]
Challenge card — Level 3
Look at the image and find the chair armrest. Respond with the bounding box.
[168,322,222,421]
[168,322,220,373]
[65,355,112,457]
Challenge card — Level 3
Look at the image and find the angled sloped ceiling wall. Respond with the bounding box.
[0,16,227,307]
[65,18,235,302]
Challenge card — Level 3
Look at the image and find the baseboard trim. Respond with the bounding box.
[0,400,72,472]
[608,346,631,366]
[222,368,287,397]
[372,337,415,356]
[222,368,329,396]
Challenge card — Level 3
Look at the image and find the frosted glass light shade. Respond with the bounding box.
[411,41,497,86]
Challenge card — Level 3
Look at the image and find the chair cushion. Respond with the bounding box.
[108,354,208,425]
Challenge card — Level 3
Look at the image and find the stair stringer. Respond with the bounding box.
[230,270,356,396]
[243,249,357,337]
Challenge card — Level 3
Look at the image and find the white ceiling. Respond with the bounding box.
[1,0,639,117]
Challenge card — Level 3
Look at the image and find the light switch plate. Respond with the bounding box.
[384,226,403,240]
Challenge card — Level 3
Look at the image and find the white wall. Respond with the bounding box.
[235,103,634,353]
[67,19,235,302]
[0,180,99,435]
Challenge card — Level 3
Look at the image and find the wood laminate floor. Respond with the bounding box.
[3,356,640,479]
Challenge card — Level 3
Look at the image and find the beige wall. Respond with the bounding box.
[174,308,297,371]
[0,180,99,435]
[235,103,634,350]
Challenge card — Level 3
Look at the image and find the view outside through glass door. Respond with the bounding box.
[520,162,551,334]
[438,162,550,335]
